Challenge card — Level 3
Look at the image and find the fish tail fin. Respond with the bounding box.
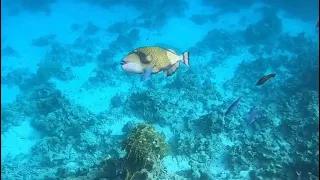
[182,52,190,67]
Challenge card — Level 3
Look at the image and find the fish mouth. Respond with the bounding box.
[121,61,144,74]
[120,60,127,65]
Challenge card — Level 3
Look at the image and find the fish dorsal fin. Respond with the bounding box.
[164,62,180,77]
[167,48,177,54]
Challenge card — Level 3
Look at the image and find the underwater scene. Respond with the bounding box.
[1,0,319,179]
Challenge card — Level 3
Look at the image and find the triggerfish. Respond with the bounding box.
[121,46,190,81]
[256,73,276,86]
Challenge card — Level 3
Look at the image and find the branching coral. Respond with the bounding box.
[122,123,168,180]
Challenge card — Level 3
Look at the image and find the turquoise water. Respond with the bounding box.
[1,0,319,179]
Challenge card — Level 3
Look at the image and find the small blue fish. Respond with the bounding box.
[225,96,242,115]
[140,66,154,82]
[246,106,258,125]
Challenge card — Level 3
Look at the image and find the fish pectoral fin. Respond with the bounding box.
[163,62,180,77]
[140,66,154,82]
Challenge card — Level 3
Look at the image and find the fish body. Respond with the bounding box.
[225,96,242,115]
[121,46,190,80]
[246,106,258,125]
[256,73,276,86]
[316,20,319,28]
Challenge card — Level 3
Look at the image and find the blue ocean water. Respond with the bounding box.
[1,0,319,179]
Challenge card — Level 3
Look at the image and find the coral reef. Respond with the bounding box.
[31,83,67,116]
[1,103,28,132]
[1,68,33,87]
[45,43,69,63]
[110,93,125,109]
[54,67,76,81]
[277,32,318,55]
[69,52,94,66]
[244,7,282,45]
[70,23,83,32]
[55,123,170,180]
[109,28,140,53]
[15,83,97,138]
[78,0,189,29]
[171,109,233,179]
[264,0,318,21]
[1,45,20,57]
[190,29,243,61]
[35,60,63,82]
[228,132,293,179]
[222,19,319,180]
[31,97,98,137]
[86,48,121,87]
[83,21,100,36]
[72,36,100,54]
[125,91,165,123]
[32,34,57,47]
[2,0,56,16]
[189,13,219,25]
[202,0,255,12]
[106,21,131,35]
[2,1,319,180]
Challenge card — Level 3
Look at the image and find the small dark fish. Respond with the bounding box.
[225,96,242,115]
[316,20,319,28]
[256,73,276,86]
[140,66,154,82]
[296,171,302,180]
[246,106,258,125]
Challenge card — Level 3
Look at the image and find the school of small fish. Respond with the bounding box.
[224,73,276,125]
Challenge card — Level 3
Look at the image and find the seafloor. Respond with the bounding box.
[1,0,319,180]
